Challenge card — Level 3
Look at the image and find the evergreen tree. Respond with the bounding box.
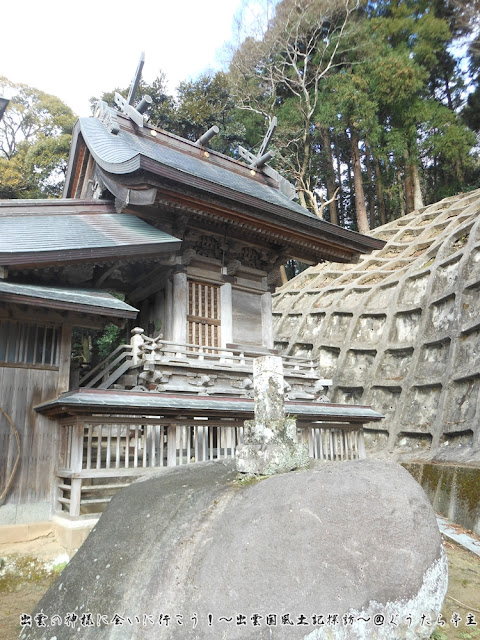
[0,77,76,198]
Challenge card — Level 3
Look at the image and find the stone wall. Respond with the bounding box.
[272,190,480,464]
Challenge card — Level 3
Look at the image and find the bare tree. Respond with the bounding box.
[228,0,360,215]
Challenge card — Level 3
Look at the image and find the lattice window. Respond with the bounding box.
[187,281,220,348]
[0,320,60,367]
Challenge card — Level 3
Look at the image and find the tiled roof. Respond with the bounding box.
[0,281,138,318]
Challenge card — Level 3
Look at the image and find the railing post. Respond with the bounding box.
[358,428,366,460]
[167,425,177,466]
[152,335,164,362]
[130,327,145,365]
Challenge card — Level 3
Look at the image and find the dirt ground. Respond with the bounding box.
[0,533,69,640]
[433,541,480,640]
[1,533,479,640]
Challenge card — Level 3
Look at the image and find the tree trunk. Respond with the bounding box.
[454,154,464,185]
[444,71,454,111]
[346,137,354,226]
[320,127,339,225]
[404,148,423,213]
[298,190,308,209]
[412,161,424,210]
[298,131,320,216]
[397,169,406,217]
[404,151,415,214]
[350,126,369,234]
[334,133,345,227]
[373,155,387,226]
[365,143,376,229]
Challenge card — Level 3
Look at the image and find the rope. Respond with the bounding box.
[0,406,21,505]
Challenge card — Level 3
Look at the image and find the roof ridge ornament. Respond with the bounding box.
[195,125,219,147]
[93,100,120,135]
[237,116,297,201]
[114,52,153,128]
[258,116,277,158]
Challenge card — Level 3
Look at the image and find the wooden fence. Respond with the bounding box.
[55,419,365,519]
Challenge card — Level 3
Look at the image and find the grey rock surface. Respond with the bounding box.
[23,459,447,639]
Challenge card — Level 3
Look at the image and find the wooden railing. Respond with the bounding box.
[79,344,133,389]
[78,330,330,390]
[137,335,325,379]
[55,420,364,518]
[61,421,242,472]
[305,424,365,461]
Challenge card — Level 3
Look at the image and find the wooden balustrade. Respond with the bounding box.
[138,336,324,379]
[79,330,331,390]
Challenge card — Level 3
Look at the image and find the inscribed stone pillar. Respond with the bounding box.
[236,355,309,475]
[250,355,285,442]
[172,269,188,345]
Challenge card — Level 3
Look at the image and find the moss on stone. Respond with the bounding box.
[454,468,480,514]
[0,556,54,593]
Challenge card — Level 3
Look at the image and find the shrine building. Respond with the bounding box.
[0,60,384,542]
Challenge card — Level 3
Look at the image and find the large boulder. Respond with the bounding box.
[22,459,447,639]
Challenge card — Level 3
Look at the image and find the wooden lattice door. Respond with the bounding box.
[187,281,220,349]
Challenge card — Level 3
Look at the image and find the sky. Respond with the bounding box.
[1,0,249,117]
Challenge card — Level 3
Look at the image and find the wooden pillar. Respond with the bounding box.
[164,278,173,341]
[153,291,165,337]
[172,269,188,345]
[69,421,84,518]
[261,291,274,349]
[220,281,233,348]
[58,324,73,392]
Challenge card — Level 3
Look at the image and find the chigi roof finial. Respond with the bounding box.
[114,52,152,127]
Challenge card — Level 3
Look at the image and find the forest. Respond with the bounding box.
[1,0,479,237]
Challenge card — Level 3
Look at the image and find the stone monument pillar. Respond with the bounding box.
[236,355,309,475]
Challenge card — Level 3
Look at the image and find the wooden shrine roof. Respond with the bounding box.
[35,388,384,422]
[70,116,318,218]
[64,113,385,263]
[0,199,181,268]
[0,281,138,318]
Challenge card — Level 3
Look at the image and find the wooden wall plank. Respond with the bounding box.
[0,364,60,506]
